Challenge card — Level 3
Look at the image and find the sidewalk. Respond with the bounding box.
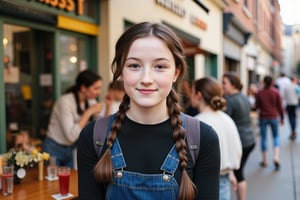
[231,113,300,200]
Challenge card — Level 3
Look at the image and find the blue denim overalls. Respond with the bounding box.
[105,138,180,199]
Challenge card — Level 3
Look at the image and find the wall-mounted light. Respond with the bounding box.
[70,44,77,51]
[70,56,77,63]
[3,38,8,46]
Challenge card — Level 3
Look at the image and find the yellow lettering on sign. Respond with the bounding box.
[58,0,66,9]
[65,0,75,12]
[50,0,58,7]
[35,0,77,14]
[77,0,84,15]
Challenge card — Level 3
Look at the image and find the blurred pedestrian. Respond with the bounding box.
[100,80,125,116]
[43,69,103,169]
[191,77,242,200]
[255,75,284,170]
[247,83,258,111]
[275,72,291,108]
[182,79,199,116]
[284,75,300,140]
[77,22,220,200]
[222,72,256,200]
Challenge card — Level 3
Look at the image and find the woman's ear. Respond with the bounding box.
[173,69,180,82]
[196,91,202,101]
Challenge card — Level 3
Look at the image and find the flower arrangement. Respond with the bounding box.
[4,148,50,168]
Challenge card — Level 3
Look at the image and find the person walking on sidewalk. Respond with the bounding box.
[222,72,256,200]
[191,77,242,200]
[284,75,300,140]
[275,72,291,108]
[255,75,284,170]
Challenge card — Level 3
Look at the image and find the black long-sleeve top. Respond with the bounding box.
[77,116,220,200]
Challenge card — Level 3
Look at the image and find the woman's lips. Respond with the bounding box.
[136,88,157,94]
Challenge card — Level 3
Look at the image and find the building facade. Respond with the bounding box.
[223,0,282,90]
[0,0,100,152]
[99,0,225,83]
[282,24,300,75]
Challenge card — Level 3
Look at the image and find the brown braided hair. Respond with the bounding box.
[94,22,196,200]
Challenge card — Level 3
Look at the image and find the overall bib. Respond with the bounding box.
[105,138,180,200]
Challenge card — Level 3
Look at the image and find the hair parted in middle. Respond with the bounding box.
[93,22,197,200]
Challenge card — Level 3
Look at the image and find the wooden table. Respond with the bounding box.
[1,168,78,200]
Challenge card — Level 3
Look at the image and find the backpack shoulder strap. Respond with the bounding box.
[93,115,115,158]
[181,113,201,166]
[93,113,200,163]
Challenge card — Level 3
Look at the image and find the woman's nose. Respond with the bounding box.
[141,67,153,84]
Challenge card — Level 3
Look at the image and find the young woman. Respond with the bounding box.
[222,72,256,200]
[77,22,220,200]
[255,75,284,170]
[43,69,103,168]
[191,77,242,200]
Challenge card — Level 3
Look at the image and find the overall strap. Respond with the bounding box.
[93,115,115,158]
[181,113,201,166]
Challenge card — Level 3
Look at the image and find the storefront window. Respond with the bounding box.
[59,34,87,93]
[83,0,97,19]
[3,24,54,150]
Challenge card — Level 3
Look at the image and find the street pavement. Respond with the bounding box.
[231,112,300,200]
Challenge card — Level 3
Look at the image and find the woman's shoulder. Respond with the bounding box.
[79,120,96,141]
[199,121,219,143]
[56,93,75,104]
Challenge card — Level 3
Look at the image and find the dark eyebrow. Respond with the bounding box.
[126,57,139,61]
[126,57,170,62]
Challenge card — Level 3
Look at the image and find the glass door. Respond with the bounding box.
[58,34,89,93]
[3,24,54,150]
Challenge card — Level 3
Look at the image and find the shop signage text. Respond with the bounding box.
[156,0,186,17]
[190,14,207,30]
[30,0,84,15]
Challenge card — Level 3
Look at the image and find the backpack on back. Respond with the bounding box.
[93,113,200,166]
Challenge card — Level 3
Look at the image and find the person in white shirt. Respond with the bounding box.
[276,72,291,107]
[42,69,103,169]
[284,75,300,140]
[190,77,242,200]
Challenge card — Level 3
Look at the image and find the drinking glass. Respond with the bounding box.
[58,166,70,196]
[47,156,57,179]
[2,166,14,196]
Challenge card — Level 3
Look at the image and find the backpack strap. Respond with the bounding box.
[181,113,201,166]
[93,115,115,158]
[93,113,200,166]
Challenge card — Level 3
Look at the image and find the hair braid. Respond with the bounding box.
[167,90,197,200]
[94,94,130,182]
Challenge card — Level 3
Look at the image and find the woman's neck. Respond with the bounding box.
[126,104,169,125]
[228,89,239,95]
[77,91,86,103]
[199,102,214,113]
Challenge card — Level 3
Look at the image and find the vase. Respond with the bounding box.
[13,166,23,184]
[13,165,38,184]
[38,160,44,181]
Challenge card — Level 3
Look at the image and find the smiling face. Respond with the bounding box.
[122,36,179,111]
